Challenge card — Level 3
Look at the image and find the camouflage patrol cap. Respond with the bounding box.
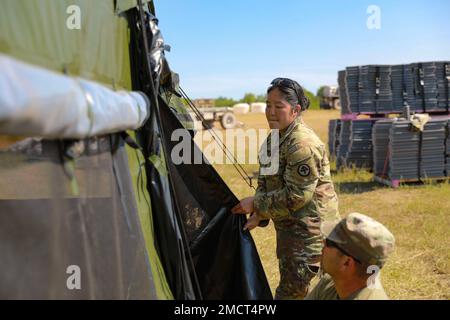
[321,213,395,267]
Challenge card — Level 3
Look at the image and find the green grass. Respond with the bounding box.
[206,112,450,300]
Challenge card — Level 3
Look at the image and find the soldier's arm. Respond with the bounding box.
[255,169,270,227]
[254,143,319,220]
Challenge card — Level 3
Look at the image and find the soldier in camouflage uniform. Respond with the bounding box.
[305,212,395,300]
[232,78,340,299]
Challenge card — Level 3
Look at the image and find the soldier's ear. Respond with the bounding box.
[342,256,353,268]
[293,104,301,115]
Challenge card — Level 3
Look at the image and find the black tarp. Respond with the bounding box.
[149,96,273,300]
[128,6,272,300]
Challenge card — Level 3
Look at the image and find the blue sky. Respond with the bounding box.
[153,0,450,99]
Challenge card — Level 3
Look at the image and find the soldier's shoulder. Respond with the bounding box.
[287,123,324,153]
[352,285,389,300]
[292,123,323,144]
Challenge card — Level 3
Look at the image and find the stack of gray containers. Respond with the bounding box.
[391,65,406,113]
[346,66,360,114]
[372,120,392,176]
[359,65,377,113]
[404,63,424,113]
[337,120,351,168]
[421,118,447,177]
[377,65,393,113]
[340,61,450,116]
[422,62,450,112]
[358,65,392,113]
[344,119,377,168]
[328,119,341,160]
[446,119,450,176]
[372,117,448,181]
[389,119,421,179]
[335,119,375,169]
[338,70,350,115]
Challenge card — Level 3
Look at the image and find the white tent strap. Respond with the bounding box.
[0,54,150,139]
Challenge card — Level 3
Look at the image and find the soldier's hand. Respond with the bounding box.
[243,213,262,231]
[231,196,255,214]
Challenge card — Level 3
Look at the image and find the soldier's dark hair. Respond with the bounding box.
[267,77,310,112]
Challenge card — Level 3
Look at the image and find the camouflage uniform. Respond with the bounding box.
[305,212,396,300]
[254,117,340,300]
[305,274,389,300]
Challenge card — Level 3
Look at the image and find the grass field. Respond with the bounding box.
[206,110,450,300]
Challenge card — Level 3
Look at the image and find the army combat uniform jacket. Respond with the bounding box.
[254,117,340,299]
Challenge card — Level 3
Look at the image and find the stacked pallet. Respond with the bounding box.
[372,117,449,183]
[391,64,406,113]
[346,67,360,114]
[328,119,341,160]
[338,70,350,115]
[334,119,341,161]
[420,118,447,177]
[389,119,422,179]
[334,119,376,169]
[377,65,393,113]
[359,65,377,113]
[372,120,392,176]
[336,120,351,168]
[404,63,424,113]
[446,119,450,176]
[344,119,377,169]
[339,61,450,116]
[422,62,450,112]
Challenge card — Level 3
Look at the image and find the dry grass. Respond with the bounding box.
[206,111,450,300]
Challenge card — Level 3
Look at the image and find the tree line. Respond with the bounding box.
[214,90,320,110]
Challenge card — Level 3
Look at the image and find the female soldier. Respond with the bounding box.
[232,78,340,299]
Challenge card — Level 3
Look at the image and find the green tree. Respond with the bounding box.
[304,89,320,110]
[255,94,267,102]
[241,93,256,104]
[316,86,327,98]
[214,96,236,107]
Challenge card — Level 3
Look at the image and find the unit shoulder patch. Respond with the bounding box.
[297,163,311,177]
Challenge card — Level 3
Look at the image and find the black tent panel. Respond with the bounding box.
[155,96,273,300]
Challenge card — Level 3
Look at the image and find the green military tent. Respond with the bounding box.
[0,0,272,299]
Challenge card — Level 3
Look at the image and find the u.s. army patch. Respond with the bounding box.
[298,164,311,177]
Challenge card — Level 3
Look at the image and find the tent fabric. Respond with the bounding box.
[0,0,132,90]
[125,140,174,299]
[127,6,272,299]
[0,0,174,299]
[139,107,199,300]
[0,0,272,300]
[115,0,153,14]
[149,96,273,300]
[0,135,159,299]
[0,54,150,138]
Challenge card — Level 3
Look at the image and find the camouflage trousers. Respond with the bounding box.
[275,257,321,300]
[274,216,323,300]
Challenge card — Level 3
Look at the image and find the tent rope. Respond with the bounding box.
[178,86,256,190]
